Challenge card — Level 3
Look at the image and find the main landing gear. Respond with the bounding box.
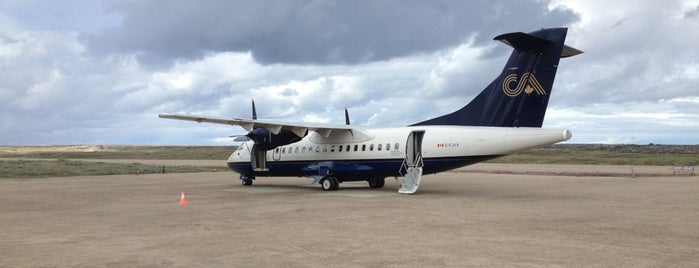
[241,173,385,192]
[319,176,339,191]
[240,174,254,186]
[318,176,385,191]
[368,177,385,188]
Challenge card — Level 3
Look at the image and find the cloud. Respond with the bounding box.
[0,27,150,144]
[0,0,697,145]
[91,0,577,65]
[684,5,699,18]
[550,0,699,104]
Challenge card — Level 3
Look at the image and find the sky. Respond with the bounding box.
[1,0,698,145]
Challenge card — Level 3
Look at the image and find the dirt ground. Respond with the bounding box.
[1,165,698,267]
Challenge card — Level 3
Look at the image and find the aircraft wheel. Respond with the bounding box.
[368,177,385,188]
[320,176,339,191]
[241,174,254,186]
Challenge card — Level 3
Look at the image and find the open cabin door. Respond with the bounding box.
[405,130,425,167]
[400,130,425,194]
[250,145,268,171]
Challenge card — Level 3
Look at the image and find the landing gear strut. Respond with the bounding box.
[240,174,254,186]
[320,176,339,191]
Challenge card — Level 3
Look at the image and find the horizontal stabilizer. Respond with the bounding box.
[495,31,583,58]
[494,32,553,51]
[561,45,583,58]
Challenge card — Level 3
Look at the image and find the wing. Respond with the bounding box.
[159,113,365,138]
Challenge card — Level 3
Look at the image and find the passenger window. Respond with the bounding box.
[386,143,391,150]
[378,144,382,151]
[315,146,320,153]
[346,145,351,152]
[369,144,374,151]
[362,144,366,151]
[302,147,307,153]
[331,145,336,152]
[323,146,328,152]
[395,143,400,151]
[338,145,343,152]
[354,145,358,151]
[282,147,286,154]
[295,147,299,154]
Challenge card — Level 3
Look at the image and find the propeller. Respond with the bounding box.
[246,99,270,148]
[252,98,257,120]
[230,135,250,142]
[345,107,350,125]
[227,99,259,142]
[244,99,303,150]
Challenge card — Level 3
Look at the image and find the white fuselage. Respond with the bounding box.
[227,126,571,179]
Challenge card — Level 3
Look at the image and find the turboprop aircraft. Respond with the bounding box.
[160,27,582,194]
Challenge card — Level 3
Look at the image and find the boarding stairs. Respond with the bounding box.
[398,130,425,194]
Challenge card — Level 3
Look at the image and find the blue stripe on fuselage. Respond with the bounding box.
[227,155,503,181]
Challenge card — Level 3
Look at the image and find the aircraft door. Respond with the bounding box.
[405,130,425,167]
[400,130,425,194]
[251,145,269,171]
[272,147,282,161]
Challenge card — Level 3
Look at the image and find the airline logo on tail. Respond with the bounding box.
[502,73,546,97]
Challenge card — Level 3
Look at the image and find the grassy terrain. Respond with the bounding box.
[0,145,233,160]
[488,144,699,166]
[0,145,234,178]
[1,144,697,178]
[0,159,229,179]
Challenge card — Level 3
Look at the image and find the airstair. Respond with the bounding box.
[399,131,425,194]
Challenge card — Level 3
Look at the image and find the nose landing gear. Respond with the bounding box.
[240,174,254,186]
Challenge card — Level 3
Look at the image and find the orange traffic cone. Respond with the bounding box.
[179,191,187,206]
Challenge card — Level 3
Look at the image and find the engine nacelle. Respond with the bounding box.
[247,128,305,151]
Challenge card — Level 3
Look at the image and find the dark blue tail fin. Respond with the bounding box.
[412,28,581,128]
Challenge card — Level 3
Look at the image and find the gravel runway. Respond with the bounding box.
[1,165,697,267]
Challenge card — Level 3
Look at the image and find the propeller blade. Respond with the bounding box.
[345,107,350,125]
[234,136,250,142]
[229,135,250,142]
[252,98,257,120]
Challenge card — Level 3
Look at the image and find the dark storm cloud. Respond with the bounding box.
[6,0,696,145]
[684,5,699,18]
[92,0,578,65]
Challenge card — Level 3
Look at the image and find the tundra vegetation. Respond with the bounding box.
[1,144,697,178]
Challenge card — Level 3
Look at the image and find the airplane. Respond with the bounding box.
[160,27,582,194]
